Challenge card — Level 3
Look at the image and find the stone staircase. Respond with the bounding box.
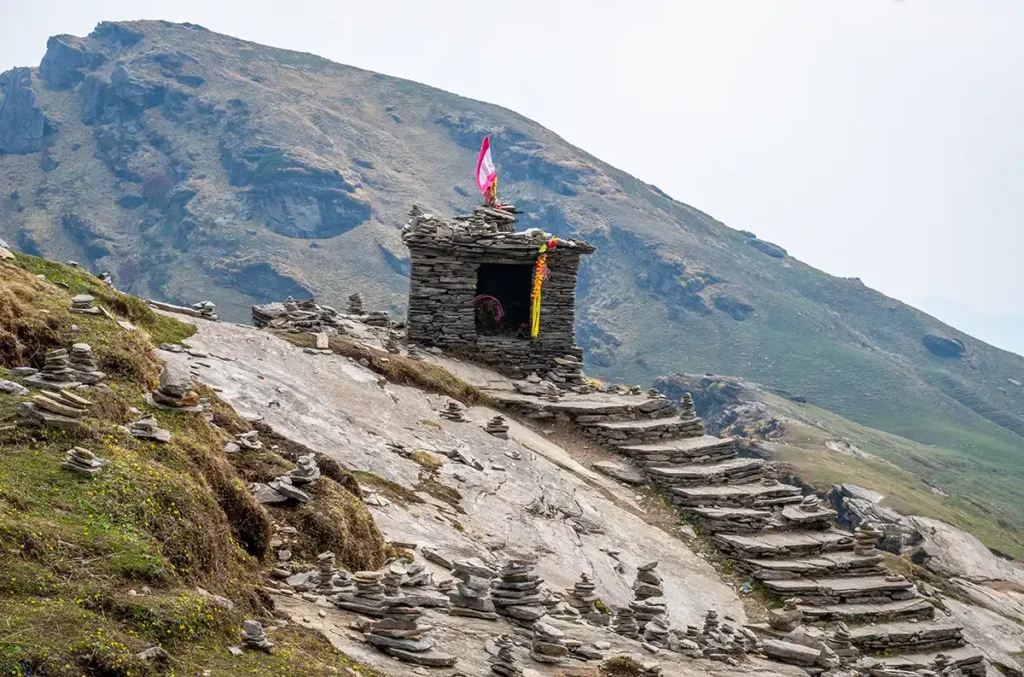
[491,388,987,675]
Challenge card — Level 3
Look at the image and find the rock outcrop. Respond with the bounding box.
[923,333,967,358]
[0,68,54,154]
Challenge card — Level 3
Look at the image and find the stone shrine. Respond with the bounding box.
[402,204,594,381]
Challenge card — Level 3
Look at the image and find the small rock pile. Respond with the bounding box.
[854,525,882,555]
[70,294,100,315]
[489,634,522,677]
[449,558,499,620]
[406,344,425,361]
[241,620,274,653]
[20,389,93,431]
[314,552,346,595]
[69,344,106,384]
[347,293,364,315]
[828,622,858,662]
[566,573,605,625]
[192,301,218,320]
[781,494,837,530]
[643,615,672,648]
[768,598,803,632]
[677,393,706,435]
[364,598,457,667]
[493,560,546,626]
[384,335,401,354]
[334,570,387,616]
[402,561,432,588]
[440,401,467,422]
[149,362,200,409]
[288,454,321,485]
[530,621,568,665]
[631,562,668,633]
[26,348,78,386]
[252,297,344,334]
[484,415,510,439]
[130,414,172,443]
[546,355,585,389]
[613,606,640,639]
[382,560,405,596]
[236,430,263,450]
[62,447,108,476]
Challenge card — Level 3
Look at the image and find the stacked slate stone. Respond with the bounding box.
[768,598,803,632]
[62,446,108,476]
[402,204,594,382]
[347,293,364,315]
[191,301,218,320]
[150,362,200,409]
[630,562,668,632]
[638,391,675,419]
[530,622,568,665]
[448,558,499,620]
[32,348,78,385]
[287,454,321,485]
[364,597,457,667]
[382,560,405,596]
[566,573,603,624]
[20,389,93,431]
[828,622,858,662]
[676,393,706,436]
[70,294,100,314]
[251,297,344,334]
[236,431,263,450]
[241,620,275,653]
[489,635,522,677]
[252,453,317,505]
[384,334,401,354]
[402,561,432,588]
[546,355,586,389]
[613,606,640,639]
[440,401,467,422]
[130,414,171,443]
[406,344,425,361]
[68,344,106,384]
[314,552,347,596]
[334,570,388,616]
[484,415,510,439]
[691,507,772,533]
[643,615,671,648]
[854,525,882,555]
[492,560,546,626]
[781,494,838,530]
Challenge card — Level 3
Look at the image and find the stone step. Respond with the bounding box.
[587,417,705,445]
[619,436,736,465]
[799,598,935,623]
[646,458,765,487]
[690,507,774,533]
[672,481,802,509]
[875,646,986,677]
[763,575,917,605]
[715,530,854,559]
[739,551,887,580]
[848,620,963,652]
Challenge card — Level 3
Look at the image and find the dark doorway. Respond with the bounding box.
[475,263,534,336]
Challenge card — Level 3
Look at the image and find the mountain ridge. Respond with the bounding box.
[1,19,1023,535]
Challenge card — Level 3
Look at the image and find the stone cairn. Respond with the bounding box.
[364,597,457,667]
[382,560,405,596]
[384,333,402,354]
[252,297,344,334]
[20,388,93,431]
[347,293,364,315]
[492,560,546,627]
[484,415,510,439]
[613,606,640,639]
[406,344,425,361]
[130,414,172,443]
[402,561,432,588]
[768,598,803,632]
[62,447,108,476]
[566,573,606,625]
[828,622,858,663]
[69,344,106,384]
[29,348,78,386]
[644,615,672,648]
[440,401,467,422]
[530,621,568,665]
[854,525,882,555]
[192,301,218,320]
[781,494,837,530]
[252,453,320,505]
[631,561,667,633]
[236,430,263,450]
[241,619,274,653]
[150,362,200,409]
[314,552,348,596]
[70,294,100,315]
[489,634,522,677]
[677,393,706,435]
[288,454,321,484]
[449,558,499,620]
[547,355,586,389]
[334,570,387,616]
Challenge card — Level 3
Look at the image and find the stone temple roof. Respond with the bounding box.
[401,204,595,254]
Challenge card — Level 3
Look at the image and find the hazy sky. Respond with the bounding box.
[2,1,1023,354]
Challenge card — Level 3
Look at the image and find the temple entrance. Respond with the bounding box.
[474,263,534,337]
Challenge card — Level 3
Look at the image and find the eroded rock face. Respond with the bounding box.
[746,238,787,258]
[923,333,966,358]
[0,68,54,154]
[38,35,104,89]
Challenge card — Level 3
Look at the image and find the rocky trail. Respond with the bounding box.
[149,306,1022,677]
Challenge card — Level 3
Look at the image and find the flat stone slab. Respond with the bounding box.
[673,482,801,507]
[847,620,963,649]
[692,507,772,520]
[744,550,885,577]
[486,390,649,415]
[764,575,915,597]
[876,645,984,671]
[647,457,764,480]
[592,417,690,432]
[620,435,735,455]
[716,530,854,557]
[592,461,647,484]
[799,598,935,622]
[761,638,821,665]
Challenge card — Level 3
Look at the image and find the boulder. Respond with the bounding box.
[0,68,55,154]
[158,360,194,398]
[923,333,966,358]
[38,35,102,89]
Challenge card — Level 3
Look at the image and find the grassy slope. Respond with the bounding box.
[0,255,386,676]
[0,20,1022,529]
[748,391,1024,560]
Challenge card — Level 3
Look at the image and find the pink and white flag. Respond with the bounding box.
[475,136,497,195]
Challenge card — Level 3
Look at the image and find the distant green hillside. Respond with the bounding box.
[1,20,1022,533]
